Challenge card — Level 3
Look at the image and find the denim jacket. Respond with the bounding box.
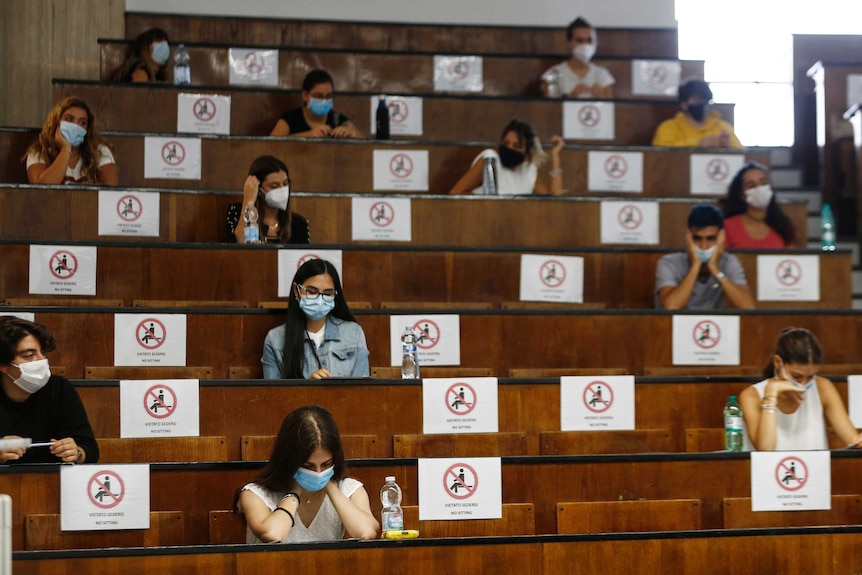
[261,316,370,379]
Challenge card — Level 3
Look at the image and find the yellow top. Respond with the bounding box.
[651,111,742,148]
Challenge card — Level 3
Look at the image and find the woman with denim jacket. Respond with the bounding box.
[262,259,369,380]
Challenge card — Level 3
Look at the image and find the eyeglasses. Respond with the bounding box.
[298,284,337,302]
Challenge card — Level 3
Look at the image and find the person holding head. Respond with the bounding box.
[655,204,755,310]
[739,328,862,451]
[24,97,119,185]
[113,28,171,83]
[270,70,361,138]
[723,162,796,248]
[448,120,565,196]
[540,17,614,99]
[0,316,99,465]
[652,79,742,148]
[236,405,379,542]
[228,155,310,243]
[262,259,369,380]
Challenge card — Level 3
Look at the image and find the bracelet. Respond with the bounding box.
[548,168,563,178]
[280,492,300,505]
[760,402,777,411]
[274,506,295,526]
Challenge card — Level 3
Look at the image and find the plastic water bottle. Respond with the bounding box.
[542,67,562,98]
[723,395,743,452]
[380,476,404,533]
[376,95,390,140]
[173,44,191,85]
[401,326,419,379]
[242,202,260,244]
[482,157,497,195]
[821,203,836,252]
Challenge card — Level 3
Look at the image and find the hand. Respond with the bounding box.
[242,175,260,205]
[309,368,332,380]
[307,125,333,138]
[706,230,726,276]
[49,437,81,463]
[717,131,730,147]
[0,435,26,463]
[848,432,862,449]
[698,134,722,147]
[765,379,807,408]
[571,84,591,98]
[549,135,565,156]
[685,230,702,270]
[54,127,72,153]
[331,126,356,139]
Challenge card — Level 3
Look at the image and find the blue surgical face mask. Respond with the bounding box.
[695,245,716,264]
[299,295,335,321]
[308,98,333,116]
[294,465,335,492]
[151,41,170,66]
[59,121,87,147]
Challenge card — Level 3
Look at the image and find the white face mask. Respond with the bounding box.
[778,359,814,390]
[10,358,51,394]
[744,184,773,210]
[262,185,290,211]
[572,44,596,63]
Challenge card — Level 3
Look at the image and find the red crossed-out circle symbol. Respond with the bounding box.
[412,319,440,350]
[144,384,177,420]
[776,259,802,286]
[775,456,808,492]
[161,141,186,165]
[706,158,730,182]
[446,382,476,415]
[296,254,322,267]
[583,380,614,413]
[617,205,643,230]
[117,195,143,222]
[49,250,78,279]
[647,63,668,86]
[369,201,395,227]
[388,99,409,123]
[243,52,266,74]
[447,59,470,80]
[389,154,413,178]
[692,320,721,349]
[88,470,125,509]
[193,97,216,121]
[604,155,628,179]
[136,318,167,350]
[539,259,566,288]
[444,463,478,500]
[578,105,601,127]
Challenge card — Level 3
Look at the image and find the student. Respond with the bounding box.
[270,70,361,138]
[740,328,862,451]
[227,155,310,243]
[540,17,614,99]
[236,405,379,543]
[0,316,99,465]
[113,28,172,83]
[655,204,755,310]
[262,259,369,379]
[723,162,796,248]
[652,79,742,148]
[24,97,119,185]
[448,120,565,196]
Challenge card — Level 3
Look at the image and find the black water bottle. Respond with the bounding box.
[376,95,390,140]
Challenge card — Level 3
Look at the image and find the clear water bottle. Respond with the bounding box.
[380,476,404,533]
[376,95,390,140]
[242,202,260,244]
[723,395,743,452]
[542,67,562,98]
[821,203,836,252]
[173,43,191,85]
[482,156,497,195]
[400,326,419,379]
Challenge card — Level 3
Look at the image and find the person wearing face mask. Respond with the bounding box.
[261,259,369,380]
[0,316,99,465]
[540,17,614,99]
[722,162,796,248]
[655,204,755,310]
[269,69,361,138]
[235,405,378,542]
[24,97,119,185]
[739,328,862,451]
[227,155,310,243]
[113,28,172,83]
[652,79,742,148]
[448,119,565,196]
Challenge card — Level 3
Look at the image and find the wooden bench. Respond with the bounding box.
[392,432,529,457]
[241,434,383,460]
[97,436,229,463]
[540,430,676,454]
[402,503,536,537]
[723,495,862,529]
[85,366,215,380]
[24,511,184,550]
[556,499,702,533]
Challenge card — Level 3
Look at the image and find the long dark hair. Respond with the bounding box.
[279,259,356,378]
[234,405,347,507]
[114,28,170,82]
[500,119,545,166]
[248,155,293,242]
[724,162,795,246]
[762,327,822,378]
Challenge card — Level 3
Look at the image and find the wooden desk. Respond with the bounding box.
[53,79,733,146]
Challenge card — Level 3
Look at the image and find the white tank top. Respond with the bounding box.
[741,379,828,451]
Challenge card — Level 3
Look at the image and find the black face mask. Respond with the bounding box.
[498,145,526,168]
[688,103,707,122]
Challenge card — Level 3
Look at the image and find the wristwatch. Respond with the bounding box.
[714,271,727,282]
[75,449,83,463]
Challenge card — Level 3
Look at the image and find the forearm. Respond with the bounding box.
[30,151,71,184]
[720,281,755,310]
[659,266,701,310]
[328,488,379,539]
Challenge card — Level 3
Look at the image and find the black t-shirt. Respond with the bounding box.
[279,107,350,134]
[0,375,99,464]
